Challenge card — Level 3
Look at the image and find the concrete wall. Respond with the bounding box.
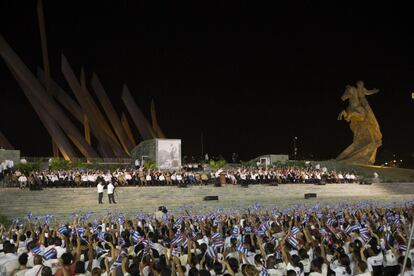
[0,149,20,165]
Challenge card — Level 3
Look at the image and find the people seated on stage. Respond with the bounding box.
[4,165,359,188]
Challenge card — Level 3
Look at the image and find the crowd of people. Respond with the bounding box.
[3,166,360,190]
[0,201,413,276]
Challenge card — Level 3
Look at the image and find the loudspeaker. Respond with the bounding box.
[359,181,372,185]
[315,181,326,185]
[241,182,249,188]
[178,183,188,188]
[304,193,317,199]
[269,182,278,186]
[203,196,219,201]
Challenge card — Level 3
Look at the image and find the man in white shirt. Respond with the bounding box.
[24,255,43,276]
[18,175,28,189]
[0,243,19,276]
[97,182,104,204]
[107,182,116,204]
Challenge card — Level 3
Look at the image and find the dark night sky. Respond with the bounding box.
[1,1,414,164]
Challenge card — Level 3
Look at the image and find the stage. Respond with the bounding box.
[1,183,413,220]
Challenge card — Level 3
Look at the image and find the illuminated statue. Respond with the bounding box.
[337,81,382,165]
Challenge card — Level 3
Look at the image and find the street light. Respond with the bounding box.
[293,136,298,160]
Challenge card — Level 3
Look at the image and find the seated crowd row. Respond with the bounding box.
[8,167,359,189]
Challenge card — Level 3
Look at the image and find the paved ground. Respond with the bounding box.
[0,183,413,220]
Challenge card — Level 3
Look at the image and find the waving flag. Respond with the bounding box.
[237,243,248,254]
[291,226,300,236]
[171,234,184,246]
[43,248,57,260]
[206,246,216,259]
[232,226,240,238]
[58,225,68,235]
[287,235,299,248]
[132,231,143,244]
[260,267,269,276]
[32,246,42,255]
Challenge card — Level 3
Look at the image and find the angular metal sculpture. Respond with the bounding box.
[0,131,14,150]
[7,64,76,160]
[121,112,137,146]
[151,99,166,138]
[121,85,156,140]
[0,34,98,159]
[337,81,382,165]
[37,68,83,123]
[61,55,127,158]
[91,73,134,154]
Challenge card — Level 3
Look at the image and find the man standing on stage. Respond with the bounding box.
[107,181,116,204]
[97,181,104,204]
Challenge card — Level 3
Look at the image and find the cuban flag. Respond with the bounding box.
[32,246,42,255]
[211,232,222,241]
[287,235,299,249]
[351,224,361,231]
[206,246,216,259]
[58,225,68,235]
[76,226,85,237]
[326,218,335,226]
[244,226,252,234]
[260,267,269,276]
[43,248,57,260]
[359,228,370,242]
[213,240,224,250]
[232,226,240,238]
[237,243,248,254]
[398,244,407,252]
[132,231,143,243]
[291,226,300,236]
[171,234,183,246]
[344,225,352,234]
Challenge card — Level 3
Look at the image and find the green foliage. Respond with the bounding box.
[15,162,41,174]
[209,159,227,170]
[144,160,157,170]
[49,158,71,171]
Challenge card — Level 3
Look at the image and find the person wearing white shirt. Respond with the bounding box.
[97,182,104,204]
[24,255,43,276]
[18,175,28,189]
[0,244,19,276]
[398,257,414,276]
[107,182,116,204]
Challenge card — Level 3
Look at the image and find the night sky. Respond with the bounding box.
[1,1,413,165]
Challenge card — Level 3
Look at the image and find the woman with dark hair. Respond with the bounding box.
[330,253,352,276]
[74,260,87,276]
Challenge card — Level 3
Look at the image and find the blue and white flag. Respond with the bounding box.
[232,226,240,238]
[260,267,269,276]
[287,235,299,248]
[206,246,216,259]
[291,226,300,236]
[43,248,57,260]
[58,225,68,235]
[132,231,143,244]
[32,246,42,255]
[237,243,248,254]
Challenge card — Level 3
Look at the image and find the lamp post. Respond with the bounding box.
[293,136,298,160]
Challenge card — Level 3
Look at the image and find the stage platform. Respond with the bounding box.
[1,183,414,220]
